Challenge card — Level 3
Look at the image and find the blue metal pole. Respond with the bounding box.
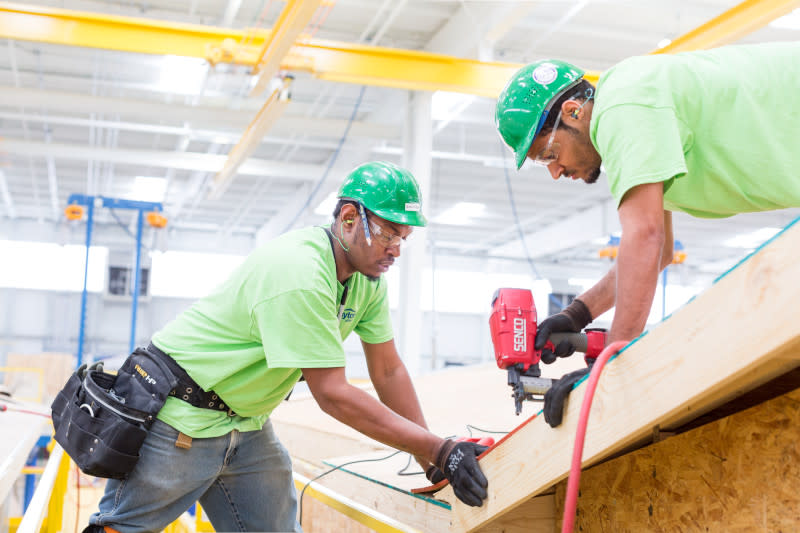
[77,199,95,368]
[661,267,668,319]
[130,209,144,353]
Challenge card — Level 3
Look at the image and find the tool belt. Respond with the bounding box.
[51,344,235,480]
[147,343,236,417]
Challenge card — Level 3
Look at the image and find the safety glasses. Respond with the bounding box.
[368,217,410,248]
[530,109,563,167]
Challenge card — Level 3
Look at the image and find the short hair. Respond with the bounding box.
[332,199,373,220]
[539,79,596,136]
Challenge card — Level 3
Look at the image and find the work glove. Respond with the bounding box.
[425,465,446,484]
[543,367,591,428]
[434,439,489,507]
[535,298,593,364]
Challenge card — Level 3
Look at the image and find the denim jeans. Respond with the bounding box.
[89,418,301,533]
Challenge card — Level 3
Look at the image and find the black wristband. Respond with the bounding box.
[434,439,456,472]
[563,298,593,330]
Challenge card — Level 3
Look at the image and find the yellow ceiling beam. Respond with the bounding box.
[0,0,794,97]
[249,0,323,94]
[0,1,538,97]
[210,77,292,200]
[655,0,800,54]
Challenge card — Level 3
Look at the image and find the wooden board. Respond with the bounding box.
[4,352,75,404]
[324,451,438,493]
[301,462,452,533]
[553,386,800,531]
[0,405,49,504]
[445,220,800,531]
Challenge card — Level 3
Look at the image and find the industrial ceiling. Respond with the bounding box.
[1,0,799,289]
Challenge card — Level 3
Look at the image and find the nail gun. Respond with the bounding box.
[489,288,606,415]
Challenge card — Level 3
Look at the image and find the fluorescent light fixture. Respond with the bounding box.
[314,191,339,216]
[0,240,107,292]
[158,55,208,95]
[130,176,167,202]
[657,38,672,49]
[769,8,800,30]
[723,227,780,248]
[433,202,486,225]
[432,91,475,122]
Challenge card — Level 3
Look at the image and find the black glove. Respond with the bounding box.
[543,367,591,427]
[435,440,489,507]
[535,298,593,364]
[425,465,446,484]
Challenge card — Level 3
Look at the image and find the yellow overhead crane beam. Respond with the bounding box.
[655,0,800,54]
[0,1,538,97]
[1,0,798,96]
[249,0,323,94]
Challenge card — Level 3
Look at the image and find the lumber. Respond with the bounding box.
[553,385,800,531]
[445,220,800,531]
[0,409,49,504]
[303,467,451,533]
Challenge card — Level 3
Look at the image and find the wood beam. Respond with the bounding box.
[443,219,800,531]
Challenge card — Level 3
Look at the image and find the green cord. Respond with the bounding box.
[331,221,350,252]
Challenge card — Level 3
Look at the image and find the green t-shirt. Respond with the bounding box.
[152,226,394,437]
[590,42,800,218]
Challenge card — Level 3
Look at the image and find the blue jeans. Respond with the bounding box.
[89,419,301,533]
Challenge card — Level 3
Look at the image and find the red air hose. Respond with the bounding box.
[562,340,629,533]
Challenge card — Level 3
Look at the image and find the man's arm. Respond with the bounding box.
[607,183,668,344]
[578,208,673,321]
[301,364,442,465]
[362,339,430,468]
[362,339,427,427]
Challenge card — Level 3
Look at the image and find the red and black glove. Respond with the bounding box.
[535,298,593,364]
[434,439,489,507]
[426,436,494,485]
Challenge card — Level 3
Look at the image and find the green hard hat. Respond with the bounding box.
[337,161,427,227]
[495,59,585,169]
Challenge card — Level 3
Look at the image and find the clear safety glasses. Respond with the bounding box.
[531,110,563,167]
[368,218,410,248]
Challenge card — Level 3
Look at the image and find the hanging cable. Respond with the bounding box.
[498,140,565,311]
[297,449,401,524]
[282,85,367,234]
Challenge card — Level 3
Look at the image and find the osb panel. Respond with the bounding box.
[555,388,800,532]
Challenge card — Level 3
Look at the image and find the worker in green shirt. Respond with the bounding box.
[84,161,488,533]
[494,42,800,427]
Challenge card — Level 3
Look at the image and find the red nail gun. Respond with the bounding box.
[489,288,606,415]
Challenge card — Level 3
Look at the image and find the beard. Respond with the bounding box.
[586,166,601,184]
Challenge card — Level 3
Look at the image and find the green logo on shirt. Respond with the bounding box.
[340,308,356,322]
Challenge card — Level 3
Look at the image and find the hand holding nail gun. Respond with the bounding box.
[489,288,605,426]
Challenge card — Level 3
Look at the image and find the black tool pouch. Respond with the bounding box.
[51,347,179,479]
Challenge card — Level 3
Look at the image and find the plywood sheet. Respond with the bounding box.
[554,386,800,532]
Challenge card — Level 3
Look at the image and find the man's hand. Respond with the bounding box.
[435,440,489,507]
[535,299,593,364]
[543,367,590,427]
[425,465,446,484]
